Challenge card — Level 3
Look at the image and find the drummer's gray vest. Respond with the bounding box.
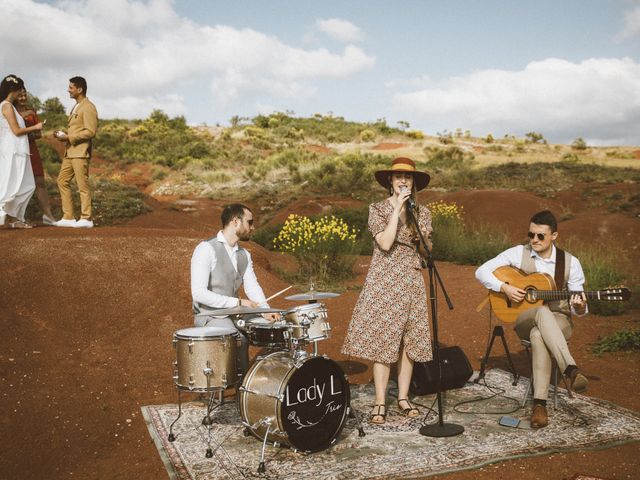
[192,238,248,316]
[520,244,572,317]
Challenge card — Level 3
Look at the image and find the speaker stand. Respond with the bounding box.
[475,325,519,386]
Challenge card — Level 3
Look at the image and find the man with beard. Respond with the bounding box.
[191,203,277,378]
[475,210,588,428]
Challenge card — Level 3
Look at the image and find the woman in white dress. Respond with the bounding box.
[0,74,42,228]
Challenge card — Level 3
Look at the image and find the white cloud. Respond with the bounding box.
[616,3,640,40]
[392,57,640,145]
[316,18,364,43]
[0,0,374,119]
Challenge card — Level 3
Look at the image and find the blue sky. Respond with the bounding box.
[2,0,639,144]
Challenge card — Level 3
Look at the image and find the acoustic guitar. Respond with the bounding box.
[488,266,631,323]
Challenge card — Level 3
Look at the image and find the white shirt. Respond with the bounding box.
[475,244,587,315]
[190,231,268,309]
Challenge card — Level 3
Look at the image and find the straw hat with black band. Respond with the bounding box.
[374,157,430,191]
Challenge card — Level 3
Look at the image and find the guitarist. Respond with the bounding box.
[475,210,588,428]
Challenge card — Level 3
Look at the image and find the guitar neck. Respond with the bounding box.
[536,290,599,301]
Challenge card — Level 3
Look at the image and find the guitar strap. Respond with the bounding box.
[554,247,565,290]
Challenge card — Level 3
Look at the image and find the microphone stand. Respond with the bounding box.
[406,202,464,438]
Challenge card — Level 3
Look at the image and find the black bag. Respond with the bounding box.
[410,346,473,395]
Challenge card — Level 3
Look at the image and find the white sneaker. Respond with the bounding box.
[56,218,77,227]
[74,219,94,228]
[42,214,56,226]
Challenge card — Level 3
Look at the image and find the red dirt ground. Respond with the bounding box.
[1,187,639,480]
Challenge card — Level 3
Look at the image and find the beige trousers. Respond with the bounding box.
[57,157,91,220]
[514,306,575,401]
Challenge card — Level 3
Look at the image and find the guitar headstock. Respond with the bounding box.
[601,286,631,301]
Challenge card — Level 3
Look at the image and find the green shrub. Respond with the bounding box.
[572,138,587,150]
[94,110,212,168]
[303,152,391,193]
[561,238,630,315]
[592,330,640,355]
[26,177,151,225]
[273,214,359,285]
[425,146,474,171]
[360,129,376,142]
[438,131,454,144]
[405,130,425,139]
[428,201,510,265]
[525,132,546,144]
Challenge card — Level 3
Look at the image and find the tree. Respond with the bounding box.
[27,93,42,112]
[525,131,546,144]
[43,97,65,115]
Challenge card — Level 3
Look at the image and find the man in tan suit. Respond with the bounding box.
[55,76,98,228]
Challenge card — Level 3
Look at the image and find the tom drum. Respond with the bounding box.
[284,303,330,342]
[173,326,238,391]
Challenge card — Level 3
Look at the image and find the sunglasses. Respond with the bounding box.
[527,232,548,241]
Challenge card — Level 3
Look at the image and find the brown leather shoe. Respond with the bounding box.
[568,369,588,393]
[531,404,548,429]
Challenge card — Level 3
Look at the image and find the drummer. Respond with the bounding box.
[191,203,279,377]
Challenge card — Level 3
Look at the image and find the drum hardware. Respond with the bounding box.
[239,385,285,402]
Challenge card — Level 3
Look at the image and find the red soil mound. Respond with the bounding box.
[372,142,407,150]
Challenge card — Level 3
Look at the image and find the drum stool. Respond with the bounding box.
[520,339,573,409]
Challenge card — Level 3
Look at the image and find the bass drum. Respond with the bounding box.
[239,351,349,453]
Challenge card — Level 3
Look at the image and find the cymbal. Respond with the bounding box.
[211,306,284,316]
[285,291,341,301]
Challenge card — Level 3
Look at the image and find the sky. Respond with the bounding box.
[2,0,640,145]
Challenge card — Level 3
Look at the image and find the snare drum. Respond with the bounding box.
[173,326,238,391]
[284,303,330,342]
[239,351,349,453]
[246,320,291,349]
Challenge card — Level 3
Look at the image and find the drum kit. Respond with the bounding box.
[167,288,364,472]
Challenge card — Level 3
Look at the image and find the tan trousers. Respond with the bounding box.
[514,306,575,401]
[57,157,91,220]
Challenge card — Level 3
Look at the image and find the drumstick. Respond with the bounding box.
[266,285,293,302]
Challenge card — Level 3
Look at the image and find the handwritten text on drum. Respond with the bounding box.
[285,375,343,407]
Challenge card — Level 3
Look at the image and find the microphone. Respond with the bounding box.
[401,186,416,210]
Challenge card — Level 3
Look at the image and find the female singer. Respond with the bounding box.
[342,157,433,424]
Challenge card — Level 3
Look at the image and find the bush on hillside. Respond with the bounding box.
[425,146,475,171]
[302,152,391,193]
[95,110,213,168]
[26,177,151,225]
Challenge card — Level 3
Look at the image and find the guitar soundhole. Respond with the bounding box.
[525,288,538,303]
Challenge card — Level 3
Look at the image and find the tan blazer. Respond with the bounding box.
[64,97,98,159]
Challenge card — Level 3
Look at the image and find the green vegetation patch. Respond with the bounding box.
[592,330,640,355]
[27,177,151,226]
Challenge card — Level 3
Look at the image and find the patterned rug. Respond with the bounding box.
[142,369,640,479]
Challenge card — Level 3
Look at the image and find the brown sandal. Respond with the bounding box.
[398,398,420,417]
[369,404,386,425]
